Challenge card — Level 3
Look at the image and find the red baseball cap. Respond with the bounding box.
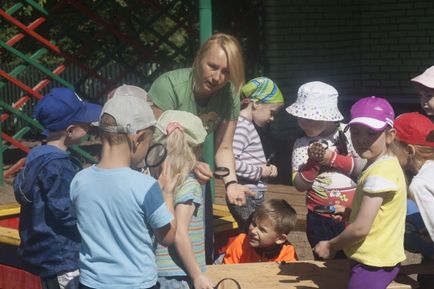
[394,112,434,147]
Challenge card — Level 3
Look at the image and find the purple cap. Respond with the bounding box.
[348,96,394,131]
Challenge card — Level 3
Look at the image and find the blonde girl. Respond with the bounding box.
[153,110,213,289]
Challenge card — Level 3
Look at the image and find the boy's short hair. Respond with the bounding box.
[252,199,297,235]
[33,88,101,133]
[95,85,155,139]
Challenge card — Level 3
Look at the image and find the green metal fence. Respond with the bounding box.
[0,0,198,182]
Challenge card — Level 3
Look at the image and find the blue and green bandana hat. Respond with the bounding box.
[241,77,284,104]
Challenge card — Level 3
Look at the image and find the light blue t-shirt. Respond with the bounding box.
[70,165,173,289]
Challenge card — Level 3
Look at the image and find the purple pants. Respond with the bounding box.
[347,261,400,289]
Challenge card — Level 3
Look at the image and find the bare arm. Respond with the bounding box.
[292,172,314,192]
[315,192,384,259]
[151,105,164,119]
[215,119,253,206]
[175,202,213,289]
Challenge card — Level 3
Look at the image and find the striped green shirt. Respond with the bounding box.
[156,176,205,276]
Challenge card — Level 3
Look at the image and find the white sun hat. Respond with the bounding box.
[285,81,344,121]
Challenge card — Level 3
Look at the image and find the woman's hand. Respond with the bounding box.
[192,273,214,289]
[261,164,278,178]
[226,183,254,206]
[193,161,213,184]
[314,240,336,259]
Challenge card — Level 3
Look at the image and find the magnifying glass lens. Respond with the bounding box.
[213,167,230,179]
[145,143,167,168]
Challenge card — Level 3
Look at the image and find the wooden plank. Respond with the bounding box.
[207,260,416,289]
[0,226,20,246]
[0,203,20,218]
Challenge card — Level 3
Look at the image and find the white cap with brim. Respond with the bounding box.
[285,81,344,121]
[154,110,207,147]
[411,65,434,89]
[94,84,156,134]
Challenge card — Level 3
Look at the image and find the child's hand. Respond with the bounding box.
[321,149,334,166]
[261,164,278,178]
[226,184,254,206]
[193,273,214,289]
[158,161,180,195]
[331,205,346,223]
[314,240,336,259]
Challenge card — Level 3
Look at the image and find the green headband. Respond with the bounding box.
[241,77,284,104]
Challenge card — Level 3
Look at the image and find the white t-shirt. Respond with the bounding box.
[409,160,434,241]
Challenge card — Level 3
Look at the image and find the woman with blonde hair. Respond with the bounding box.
[149,33,251,205]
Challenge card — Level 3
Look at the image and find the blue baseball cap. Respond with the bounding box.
[33,88,102,133]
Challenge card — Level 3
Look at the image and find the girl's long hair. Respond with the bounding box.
[160,129,200,189]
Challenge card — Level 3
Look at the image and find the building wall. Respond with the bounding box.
[264,0,434,106]
[261,0,434,183]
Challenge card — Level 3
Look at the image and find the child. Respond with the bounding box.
[315,96,407,289]
[286,81,364,259]
[229,77,283,232]
[223,199,297,264]
[393,112,434,289]
[13,88,102,289]
[153,110,213,289]
[69,85,177,289]
[411,65,434,121]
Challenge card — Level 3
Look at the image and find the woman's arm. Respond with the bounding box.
[151,105,164,119]
[215,119,253,206]
[314,192,384,259]
[175,202,213,289]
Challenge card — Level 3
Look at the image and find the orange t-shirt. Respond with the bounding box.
[223,233,297,264]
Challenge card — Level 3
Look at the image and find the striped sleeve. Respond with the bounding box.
[233,117,263,181]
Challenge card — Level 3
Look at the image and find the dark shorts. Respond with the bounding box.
[306,211,346,260]
[404,221,434,258]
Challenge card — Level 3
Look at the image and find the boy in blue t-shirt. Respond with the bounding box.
[14,88,102,289]
[70,85,177,289]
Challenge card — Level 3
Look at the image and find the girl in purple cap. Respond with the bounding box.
[315,96,407,289]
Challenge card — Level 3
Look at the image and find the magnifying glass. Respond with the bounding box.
[213,167,230,179]
[144,143,167,168]
[136,143,168,177]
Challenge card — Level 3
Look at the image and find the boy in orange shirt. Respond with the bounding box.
[223,199,298,264]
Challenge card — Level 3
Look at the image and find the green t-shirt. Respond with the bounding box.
[149,68,240,133]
